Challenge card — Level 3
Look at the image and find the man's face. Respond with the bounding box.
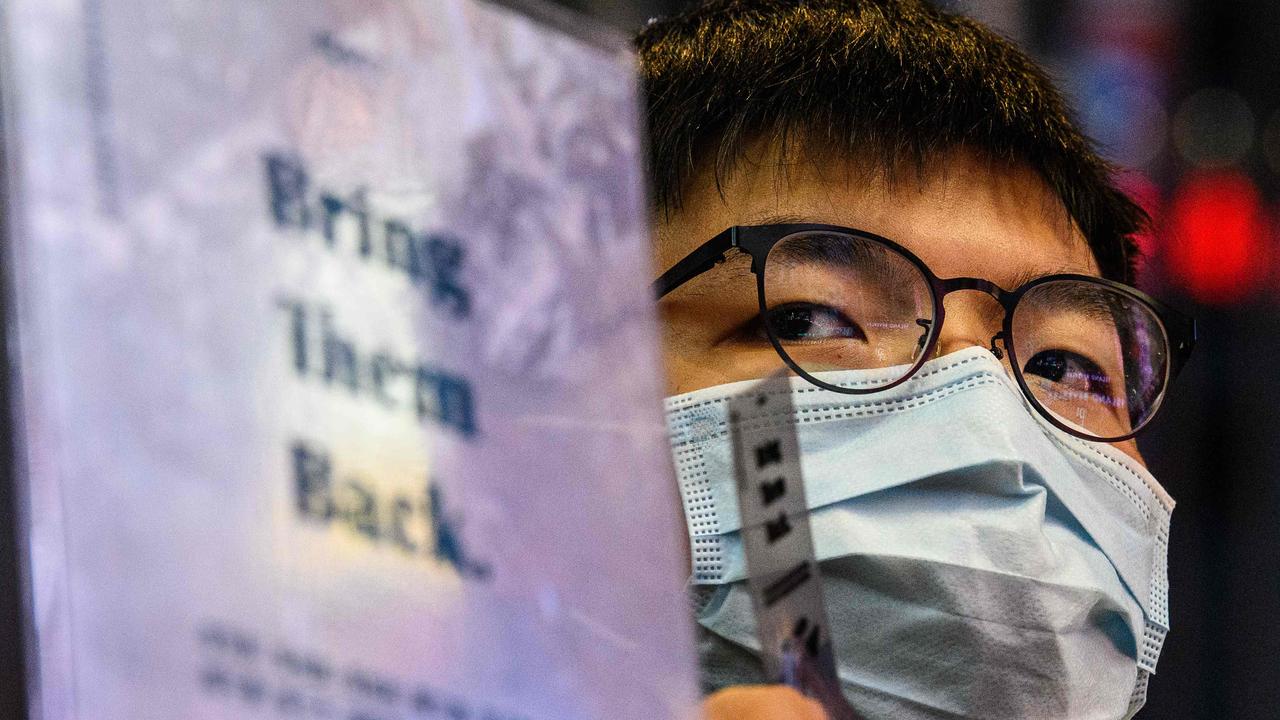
[654,143,1145,461]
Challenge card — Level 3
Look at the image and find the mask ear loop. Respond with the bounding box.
[912,319,933,360]
[987,332,1006,360]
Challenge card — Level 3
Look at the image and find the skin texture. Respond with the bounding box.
[702,685,829,720]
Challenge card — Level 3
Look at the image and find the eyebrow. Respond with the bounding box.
[999,266,1100,292]
[743,212,814,225]
[739,214,1098,289]
[665,247,754,299]
[1017,277,1118,322]
[766,229,925,289]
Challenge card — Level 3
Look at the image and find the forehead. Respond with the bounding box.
[654,145,1100,287]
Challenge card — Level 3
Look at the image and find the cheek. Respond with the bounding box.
[661,351,719,397]
[658,301,792,396]
[1114,439,1146,466]
[659,331,785,396]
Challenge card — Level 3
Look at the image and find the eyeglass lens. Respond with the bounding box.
[1010,279,1169,439]
[760,230,1171,440]
[761,231,935,376]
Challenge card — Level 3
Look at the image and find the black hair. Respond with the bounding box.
[636,0,1146,282]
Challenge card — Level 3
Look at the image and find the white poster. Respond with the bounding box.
[0,1,697,719]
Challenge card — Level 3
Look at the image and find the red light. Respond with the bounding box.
[1165,170,1270,305]
[1116,171,1163,276]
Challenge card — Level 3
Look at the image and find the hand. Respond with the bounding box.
[703,685,829,720]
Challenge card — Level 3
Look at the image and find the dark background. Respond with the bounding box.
[554,0,1280,717]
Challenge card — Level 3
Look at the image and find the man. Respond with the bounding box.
[637,2,1194,718]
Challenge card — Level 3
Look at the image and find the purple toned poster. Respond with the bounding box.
[0,1,697,718]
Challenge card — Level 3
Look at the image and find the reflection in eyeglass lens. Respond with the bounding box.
[1012,280,1168,439]
[762,232,935,376]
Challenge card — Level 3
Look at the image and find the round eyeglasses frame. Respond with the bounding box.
[654,223,1198,442]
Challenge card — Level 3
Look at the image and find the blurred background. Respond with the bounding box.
[553,0,1280,717]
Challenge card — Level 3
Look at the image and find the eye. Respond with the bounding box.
[763,303,867,343]
[1023,349,1114,401]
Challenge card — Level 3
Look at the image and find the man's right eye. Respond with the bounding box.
[1022,348,1115,403]
[763,303,867,343]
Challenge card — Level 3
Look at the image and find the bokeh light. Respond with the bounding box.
[1116,171,1164,281]
[1172,88,1256,168]
[1074,52,1169,168]
[1166,169,1269,305]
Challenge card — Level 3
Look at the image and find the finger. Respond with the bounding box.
[703,685,829,720]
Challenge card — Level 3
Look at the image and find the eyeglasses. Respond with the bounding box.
[654,224,1197,442]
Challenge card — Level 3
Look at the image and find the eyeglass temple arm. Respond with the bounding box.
[652,228,737,299]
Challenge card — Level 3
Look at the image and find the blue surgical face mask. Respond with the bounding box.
[665,347,1173,720]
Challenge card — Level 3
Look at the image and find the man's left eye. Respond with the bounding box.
[764,303,867,343]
